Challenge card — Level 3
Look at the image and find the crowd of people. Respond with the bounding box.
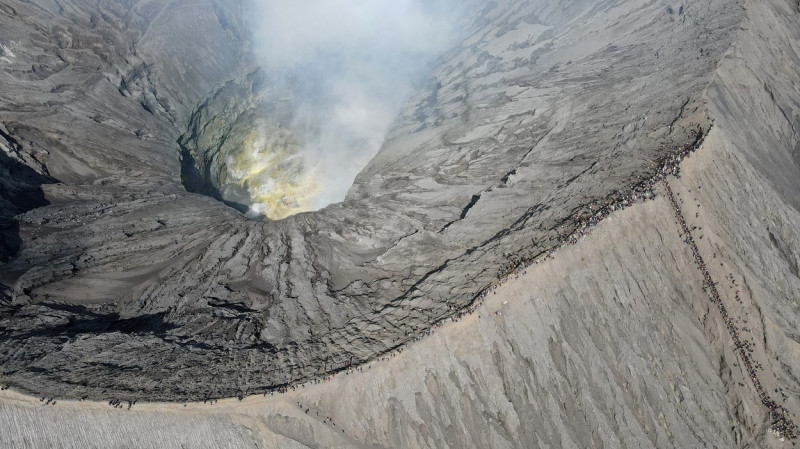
[107,398,135,410]
[664,179,797,440]
[295,401,346,434]
[487,127,710,286]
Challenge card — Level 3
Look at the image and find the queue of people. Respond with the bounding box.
[664,179,797,440]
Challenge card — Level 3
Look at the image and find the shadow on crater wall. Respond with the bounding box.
[178,143,253,217]
[0,133,55,264]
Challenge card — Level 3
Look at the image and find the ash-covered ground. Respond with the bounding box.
[1,0,800,447]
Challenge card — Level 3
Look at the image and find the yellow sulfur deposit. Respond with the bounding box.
[226,128,319,220]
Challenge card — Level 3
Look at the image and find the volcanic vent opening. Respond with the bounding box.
[221,127,319,220]
[178,2,462,220]
[179,72,329,221]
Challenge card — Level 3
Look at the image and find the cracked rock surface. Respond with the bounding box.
[0,0,793,416]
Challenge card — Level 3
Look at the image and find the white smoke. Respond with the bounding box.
[245,0,459,210]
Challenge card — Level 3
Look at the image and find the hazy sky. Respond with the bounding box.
[245,0,460,211]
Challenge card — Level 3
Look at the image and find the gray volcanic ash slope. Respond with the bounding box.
[0,0,799,446]
[0,0,742,400]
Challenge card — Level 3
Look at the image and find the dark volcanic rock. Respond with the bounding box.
[0,0,749,403]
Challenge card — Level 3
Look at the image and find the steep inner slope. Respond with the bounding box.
[178,70,318,220]
[0,0,754,403]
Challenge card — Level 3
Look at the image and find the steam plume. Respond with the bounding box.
[243,0,458,214]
